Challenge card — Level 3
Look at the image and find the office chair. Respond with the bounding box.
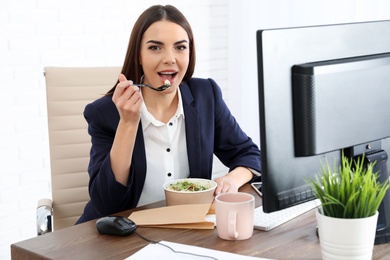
[37,66,121,235]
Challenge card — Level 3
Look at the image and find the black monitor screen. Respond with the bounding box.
[257,20,390,213]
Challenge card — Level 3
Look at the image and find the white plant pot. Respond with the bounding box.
[316,209,378,260]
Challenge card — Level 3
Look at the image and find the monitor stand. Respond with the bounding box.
[366,150,390,244]
[345,147,390,245]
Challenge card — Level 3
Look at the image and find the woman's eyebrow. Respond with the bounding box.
[174,40,188,45]
[146,40,188,45]
[146,40,163,45]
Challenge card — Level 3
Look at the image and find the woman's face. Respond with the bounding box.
[140,20,190,91]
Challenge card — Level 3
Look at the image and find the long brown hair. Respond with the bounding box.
[106,5,196,95]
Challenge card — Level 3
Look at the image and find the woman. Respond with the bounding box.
[76,5,261,224]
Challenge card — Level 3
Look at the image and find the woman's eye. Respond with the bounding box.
[176,45,187,51]
[149,45,161,51]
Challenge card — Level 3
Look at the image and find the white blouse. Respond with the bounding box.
[137,90,190,206]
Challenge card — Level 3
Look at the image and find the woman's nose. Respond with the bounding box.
[163,49,176,64]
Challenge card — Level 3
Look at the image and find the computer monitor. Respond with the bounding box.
[256,20,390,243]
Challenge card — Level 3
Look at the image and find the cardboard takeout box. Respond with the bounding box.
[128,204,215,229]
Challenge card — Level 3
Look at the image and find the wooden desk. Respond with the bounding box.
[11,185,390,259]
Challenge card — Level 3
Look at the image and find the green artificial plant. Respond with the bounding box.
[308,151,389,219]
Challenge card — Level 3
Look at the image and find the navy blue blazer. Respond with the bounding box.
[76,78,261,224]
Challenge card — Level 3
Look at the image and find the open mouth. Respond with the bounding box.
[158,71,177,84]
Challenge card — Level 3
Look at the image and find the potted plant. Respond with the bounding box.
[308,151,389,260]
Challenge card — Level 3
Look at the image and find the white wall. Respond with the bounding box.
[1,0,390,259]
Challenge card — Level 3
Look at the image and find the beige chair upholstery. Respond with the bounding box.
[42,66,121,232]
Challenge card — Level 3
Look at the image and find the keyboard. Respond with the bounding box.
[254,200,320,231]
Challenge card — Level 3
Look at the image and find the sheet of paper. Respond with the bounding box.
[126,241,270,260]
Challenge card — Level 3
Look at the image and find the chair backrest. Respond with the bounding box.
[44,66,121,230]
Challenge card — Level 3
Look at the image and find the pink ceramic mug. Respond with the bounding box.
[215,192,254,240]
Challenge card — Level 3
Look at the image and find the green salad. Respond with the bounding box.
[167,179,211,192]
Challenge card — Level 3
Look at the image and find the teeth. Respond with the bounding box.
[160,72,175,75]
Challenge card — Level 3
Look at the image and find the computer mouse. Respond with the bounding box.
[96,216,137,236]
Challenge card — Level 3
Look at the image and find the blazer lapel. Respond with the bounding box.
[180,84,202,177]
[132,123,147,188]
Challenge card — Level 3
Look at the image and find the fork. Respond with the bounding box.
[132,82,171,91]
